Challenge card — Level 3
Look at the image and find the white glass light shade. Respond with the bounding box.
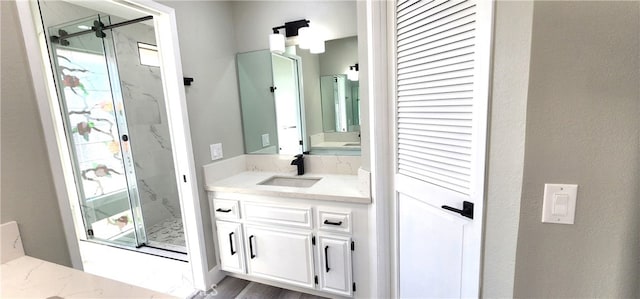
[269,33,285,53]
[347,68,359,81]
[298,27,311,49]
[310,39,325,54]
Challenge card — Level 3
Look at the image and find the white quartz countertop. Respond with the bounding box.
[205,171,371,204]
[311,141,361,150]
[1,256,175,298]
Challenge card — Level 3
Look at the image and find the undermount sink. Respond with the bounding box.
[258,176,322,188]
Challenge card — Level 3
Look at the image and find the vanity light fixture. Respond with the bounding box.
[347,63,359,81]
[269,19,325,54]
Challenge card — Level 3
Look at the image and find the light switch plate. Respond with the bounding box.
[261,134,270,147]
[210,143,223,161]
[542,183,578,224]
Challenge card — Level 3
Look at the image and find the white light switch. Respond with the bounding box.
[261,134,270,147]
[210,143,223,161]
[542,184,578,224]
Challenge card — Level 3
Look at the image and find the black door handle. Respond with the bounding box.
[249,235,256,259]
[442,201,474,219]
[228,232,236,255]
[323,220,343,226]
[216,208,232,213]
[324,245,330,272]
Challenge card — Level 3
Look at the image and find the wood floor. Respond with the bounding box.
[211,276,328,299]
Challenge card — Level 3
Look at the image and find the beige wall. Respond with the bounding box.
[514,1,640,297]
[0,1,72,267]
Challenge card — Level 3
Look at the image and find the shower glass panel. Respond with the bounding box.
[49,15,144,248]
[43,5,186,254]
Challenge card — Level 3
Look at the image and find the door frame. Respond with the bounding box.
[16,0,212,290]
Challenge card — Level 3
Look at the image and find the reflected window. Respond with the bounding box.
[137,42,159,67]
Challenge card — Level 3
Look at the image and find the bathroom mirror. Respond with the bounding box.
[237,35,360,156]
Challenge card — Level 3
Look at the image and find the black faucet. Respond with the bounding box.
[291,154,304,175]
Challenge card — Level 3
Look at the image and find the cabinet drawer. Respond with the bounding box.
[243,202,312,229]
[318,209,352,234]
[213,199,240,220]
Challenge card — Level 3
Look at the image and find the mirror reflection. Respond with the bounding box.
[237,51,304,155]
[237,36,360,156]
[320,75,360,133]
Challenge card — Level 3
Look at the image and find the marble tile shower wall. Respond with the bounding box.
[111,24,182,228]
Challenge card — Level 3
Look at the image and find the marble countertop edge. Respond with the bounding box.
[205,171,371,204]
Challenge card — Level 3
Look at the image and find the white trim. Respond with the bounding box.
[364,0,392,298]
[16,0,212,290]
[386,0,400,297]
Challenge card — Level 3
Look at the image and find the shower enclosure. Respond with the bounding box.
[44,11,186,254]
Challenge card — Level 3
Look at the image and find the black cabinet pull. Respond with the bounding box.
[216,208,232,213]
[228,232,236,255]
[324,245,330,272]
[249,235,256,259]
[441,201,474,219]
[323,219,343,226]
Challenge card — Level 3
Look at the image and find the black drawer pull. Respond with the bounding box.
[323,219,343,226]
[228,232,236,255]
[216,208,232,213]
[249,235,256,259]
[324,245,330,272]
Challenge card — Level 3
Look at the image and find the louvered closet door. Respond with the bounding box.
[394,0,493,298]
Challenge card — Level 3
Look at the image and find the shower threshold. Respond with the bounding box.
[87,238,188,262]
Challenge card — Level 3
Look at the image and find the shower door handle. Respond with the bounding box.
[228,232,236,255]
[249,235,256,259]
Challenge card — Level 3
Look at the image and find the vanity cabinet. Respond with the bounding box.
[211,194,359,298]
[245,225,315,288]
[317,234,353,297]
[215,221,245,274]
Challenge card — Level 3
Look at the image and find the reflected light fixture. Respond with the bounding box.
[269,28,286,53]
[269,19,325,54]
[347,63,359,81]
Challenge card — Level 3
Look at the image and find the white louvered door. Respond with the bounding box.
[393,0,493,298]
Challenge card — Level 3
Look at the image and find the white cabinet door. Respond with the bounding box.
[245,225,315,288]
[215,221,245,274]
[317,235,353,297]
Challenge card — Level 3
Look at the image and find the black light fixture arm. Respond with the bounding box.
[271,19,310,37]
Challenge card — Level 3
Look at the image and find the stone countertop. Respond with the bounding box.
[1,256,175,299]
[311,141,361,150]
[205,171,371,204]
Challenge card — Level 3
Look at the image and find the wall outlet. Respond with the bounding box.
[261,134,270,147]
[210,143,223,161]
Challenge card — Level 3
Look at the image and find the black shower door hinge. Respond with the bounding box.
[314,275,318,284]
[312,236,316,245]
[270,86,277,92]
[93,20,106,38]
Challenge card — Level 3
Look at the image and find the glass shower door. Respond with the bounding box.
[48,15,146,248]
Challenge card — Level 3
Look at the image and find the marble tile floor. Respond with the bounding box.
[190,277,328,299]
